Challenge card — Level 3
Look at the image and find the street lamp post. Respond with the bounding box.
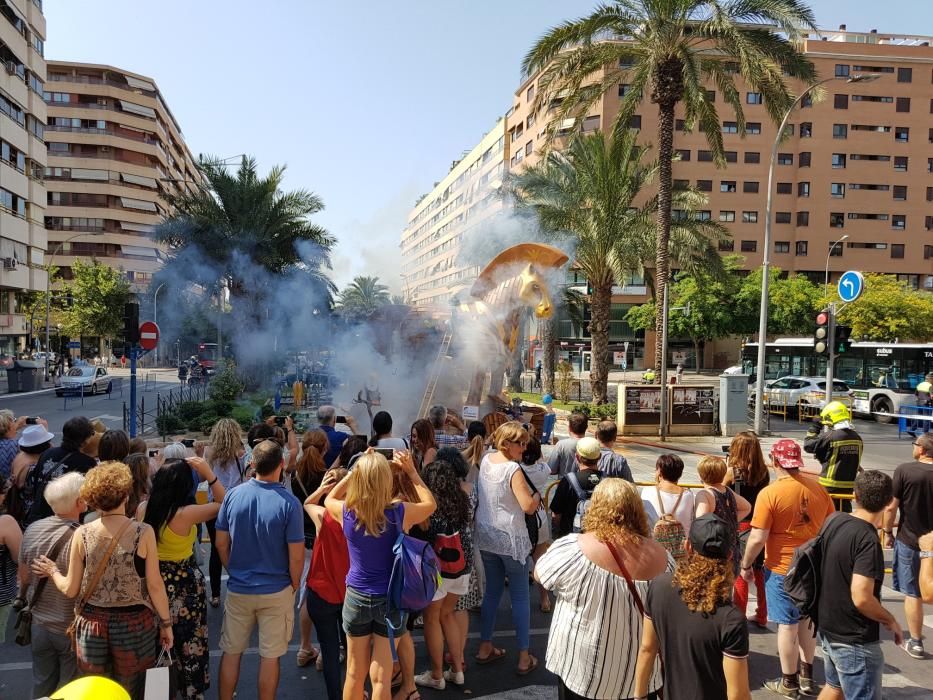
[753,75,877,434]
[152,282,165,365]
[824,235,849,291]
[44,231,104,380]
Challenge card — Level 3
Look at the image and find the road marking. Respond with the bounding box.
[0,387,55,400]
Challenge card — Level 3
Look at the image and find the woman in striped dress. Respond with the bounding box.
[535,479,671,700]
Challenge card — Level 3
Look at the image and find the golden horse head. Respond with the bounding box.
[516,263,555,319]
[470,243,569,321]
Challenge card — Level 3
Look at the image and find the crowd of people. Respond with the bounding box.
[0,400,931,700]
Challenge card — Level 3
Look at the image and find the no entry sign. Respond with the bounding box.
[138,321,160,350]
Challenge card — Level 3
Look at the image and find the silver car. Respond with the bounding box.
[749,375,852,412]
[56,365,112,396]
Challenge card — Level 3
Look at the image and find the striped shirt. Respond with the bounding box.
[434,430,468,449]
[536,534,667,699]
[19,516,79,635]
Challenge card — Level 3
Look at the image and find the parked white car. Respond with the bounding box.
[749,375,852,412]
[56,365,112,396]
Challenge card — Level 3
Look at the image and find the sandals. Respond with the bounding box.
[475,647,506,665]
[296,646,320,667]
[391,668,403,691]
[516,654,538,676]
[209,596,220,608]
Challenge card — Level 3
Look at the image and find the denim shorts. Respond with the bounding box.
[892,540,921,598]
[764,568,800,625]
[342,585,407,638]
[820,635,884,700]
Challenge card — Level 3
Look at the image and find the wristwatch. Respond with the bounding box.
[920,551,933,559]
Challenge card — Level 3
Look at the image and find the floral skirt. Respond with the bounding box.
[160,557,209,699]
[454,555,484,612]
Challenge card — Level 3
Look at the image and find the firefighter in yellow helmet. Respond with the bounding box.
[804,401,863,511]
[642,367,656,384]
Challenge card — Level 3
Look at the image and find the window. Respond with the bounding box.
[799,152,811,167]
[675,119,687,131]
[929,157,933,173]
[898,67,912,83]
[797,182,810,197]
[743,181,759,193]
[720,181,737,193]
[847,213,889,221]
[829,242,844,256]
[895,127,909,143]
[928,186,933,202]
[628,115,641,130]
[796,211,809,226]
[698,150,713,162]
[741,240,757,252]
[725,151,737,163]
[525,141,533,156]
[833,124,848,139]
[526,85,534,102]
[852,65,894,73]
[928,216,933,231]
[705,89,715,102]
[925,245,933,259]
[893,185,907,201]
[675,149,690,161]
[834,94,848,109]
[896,97,910,112]
[696,210,712,221]
[742,211,758,223]
[777,153,793,165]
[722,121,738,134]
[852,95,893,103]
[582,115,600,132]
[673,179,689,189]
[801,92,813,108]
[850,154,890,162]
[774,242,790,254]
[746,92,762,104]
[718,240,734,252]
[775,212,791,224]
[830,213,844,228]
[894,156,908,171]
[719,210,736,222]
[891,244,905,258]
[619,56,634,69]
[835,64,850,78]
[618,83,632,97]
[744,151,760,164]
[800,122,812,137]
[831,183,846,198]
[697,179,712,192]
[776,182,792,194]
[783,124,795,137]
[892,215,906,230]
[832,153,846,169]
[747,122,761,134]
[795,241,808,256]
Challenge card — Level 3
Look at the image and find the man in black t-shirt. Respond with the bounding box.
[819,470,901,700]
[882,432,933,659]
[634,514,750,700]
[548,437,602,537]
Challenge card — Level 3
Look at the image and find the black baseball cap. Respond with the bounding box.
[689,514,732,560]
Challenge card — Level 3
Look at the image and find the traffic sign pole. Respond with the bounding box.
[824,303,836,408]
[129,346,138,438]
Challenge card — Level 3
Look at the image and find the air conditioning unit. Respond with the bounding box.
[3,258,16,270]
[5,61,16,75]
[100,146,110,153]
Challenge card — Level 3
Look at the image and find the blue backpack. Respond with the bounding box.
[385,506,441,657]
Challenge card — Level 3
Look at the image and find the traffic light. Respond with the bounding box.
[814,308,831,355]
[123,302,139,345]
[835,325,852,354]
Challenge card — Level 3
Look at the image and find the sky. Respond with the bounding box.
[44,1,933,294]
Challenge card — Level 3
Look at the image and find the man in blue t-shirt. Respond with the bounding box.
[215,439,304,700]
[316,404,358,465]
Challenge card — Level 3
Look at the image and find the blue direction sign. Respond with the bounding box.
[838,270,865,303]
[67,341,80,349]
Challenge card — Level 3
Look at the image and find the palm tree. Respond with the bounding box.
[523,0,817,369]
[336,276,391,320]
[510,129,725,403]
[540,286,586,395]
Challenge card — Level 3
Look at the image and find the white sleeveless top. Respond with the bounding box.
[474,455,532,563]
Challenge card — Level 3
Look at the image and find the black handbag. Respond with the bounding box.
[519,468,541,553]
[15,523,76,646]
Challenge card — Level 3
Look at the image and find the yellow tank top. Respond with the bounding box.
[157,522,197,562]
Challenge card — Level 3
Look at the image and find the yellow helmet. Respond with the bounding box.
[820,401,850,426]
[52,676,131,700]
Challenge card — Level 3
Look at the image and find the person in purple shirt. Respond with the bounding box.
[325,449,436,700]
[215,440,304,700]
[316,405,359,466]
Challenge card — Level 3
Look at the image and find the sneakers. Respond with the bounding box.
[798,677,820,697]
[902,638,925,659]
[414,671,445,690]
[443,669,465,687]
[763,678,799,699]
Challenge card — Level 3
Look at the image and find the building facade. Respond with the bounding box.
[0,0,47,357]
[43,61,201,294]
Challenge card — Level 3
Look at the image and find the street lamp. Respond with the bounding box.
[753,74,878,434]
[44,231,104,380]
[824,235,849,292]
[152,282,165,365]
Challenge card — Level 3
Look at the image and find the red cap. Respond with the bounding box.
[770,439,804,469]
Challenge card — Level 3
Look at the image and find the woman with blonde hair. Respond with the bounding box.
[694,456,750,577]
[724,430,770,626]
[536,479,670,699]
[325,450,436,700]
[474,422,540,674]
[204,418,246,607]
[31,462,173,700]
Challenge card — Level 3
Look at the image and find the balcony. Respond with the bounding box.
[45,124,161,145]
[46,74,157,99]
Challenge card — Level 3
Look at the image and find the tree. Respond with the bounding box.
[509,130,725,403]
[523,0,817,369]
[61,260,131,342]
[336,276,391,321]
[540,286,587,395]
[833,274,933,342]
[735,268,823,335]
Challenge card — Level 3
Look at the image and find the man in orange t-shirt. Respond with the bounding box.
[740,439,834,698]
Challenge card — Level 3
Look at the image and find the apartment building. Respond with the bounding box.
[43,61,201,294]
[504,25,933,369]
[0,0,47,357]
[401,120,507,309]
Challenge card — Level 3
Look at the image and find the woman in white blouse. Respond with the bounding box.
[536,478,670,700]
[640,454,696,535]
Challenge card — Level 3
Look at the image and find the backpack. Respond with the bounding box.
[652,490,687,562]
[783,513,843,630]
[23,455,69,527]
[433,531,466,578]
[566,471,597,533]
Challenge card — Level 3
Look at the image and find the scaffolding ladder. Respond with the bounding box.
[418,331,453,418]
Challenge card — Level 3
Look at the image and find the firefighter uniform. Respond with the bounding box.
[804,401,863,512]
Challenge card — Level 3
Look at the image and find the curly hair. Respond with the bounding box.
[582,478,649,542]
[209,418,244,464]
[673,552,735,615]
[422,460,470,527]
[81,461,134,512]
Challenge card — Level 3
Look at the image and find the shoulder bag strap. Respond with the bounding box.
[235,455,245,482]
[605,540,646,615]
[567,471,586,500]
[671,488,684,513]
[27,523,77,609]
[74,519,133,616]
